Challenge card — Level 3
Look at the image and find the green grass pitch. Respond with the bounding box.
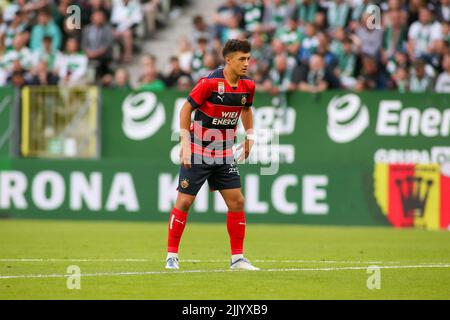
[0,219,449,299]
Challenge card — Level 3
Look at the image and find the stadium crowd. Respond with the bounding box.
[1,0,450,93]
[0,0,186,88]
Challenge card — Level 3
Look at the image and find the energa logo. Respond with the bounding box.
[122,92,166,140]
[327,94,370,143]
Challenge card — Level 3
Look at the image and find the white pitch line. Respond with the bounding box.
[0,258,437,264]
[1,264,450,280]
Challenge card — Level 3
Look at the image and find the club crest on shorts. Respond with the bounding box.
[218,82,225,95]
[241,95,247,105]
[180,179,189,189]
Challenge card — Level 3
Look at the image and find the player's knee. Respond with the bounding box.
[175,197,194,212]
[229,195,245,212]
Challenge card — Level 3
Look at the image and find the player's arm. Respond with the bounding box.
[180,101,194,169]
[237,107,254,162]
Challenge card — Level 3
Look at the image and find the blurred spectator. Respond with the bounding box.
[221,15,245,43]
[176,36,194,73]
[329,27,344,56]
[30,8,62,51]
[4,0,50,22]
[84,0,112,23]
[141,0,160,37]
[436,0,450,22]
[140,53,165,81]
[176,74,193,90]
[113,67,132,89]
[355,13,384,58]
[443,21,450,45]
[262,0,292,33]
[197,52,221,80]
[293,54,341,93]
[19,0,50,14]
[111,0,143,63]
[81,10,114,78]
[271,38,296,69]
[57,37,88,86]
[2,9,28,51]
[406,0,422,27]
[407,6,443,63]
[213,0,243,42]
[191,15,215,45]
[382,9,408,63]
[102,67,132,89]
[242,0,264,33]
[326,0,350,31]
[163,56,192,88]
[435,53,450,92]
[355,55,389,90]
[392,66,409,93]
[386,50,409,77]
[2,32,33,73]
[138,65,166,91]
[261,53,294,94]
[191,37,209,81]
[350,0,371,30]
[7,69,30,87]
[52,0,71,32]
[316,32,338,70]
[298,22,319,63]
[297,0,321,26]
[274,14,302,58]
[138,54,165,84]
[333,35,357,89]
[409,58,435,92]
[248,30,271,80]
[29,60,59,85]
[32,35,61,72]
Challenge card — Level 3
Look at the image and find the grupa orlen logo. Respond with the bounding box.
[122,92,166,140]
[327,94,370,143]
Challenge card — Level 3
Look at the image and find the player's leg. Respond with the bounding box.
[166,160,209,269]
[219,188,259,271]
[166,192,195,267]
[209,158,259,270]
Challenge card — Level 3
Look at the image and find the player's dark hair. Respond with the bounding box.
[222,39,251,58]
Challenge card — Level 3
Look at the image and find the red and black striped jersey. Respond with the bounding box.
[187,68,255,158]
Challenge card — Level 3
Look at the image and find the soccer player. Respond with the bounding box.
[166,39,259,271]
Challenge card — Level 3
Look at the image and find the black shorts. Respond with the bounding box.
[177,155,241,196]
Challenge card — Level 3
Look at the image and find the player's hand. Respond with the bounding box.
[180,145,192,169]
[236,139,253,162]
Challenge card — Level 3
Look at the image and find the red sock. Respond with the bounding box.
[227,211,246,255]
[167,207,188,253]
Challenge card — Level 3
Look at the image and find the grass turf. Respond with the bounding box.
[0,219,449,299]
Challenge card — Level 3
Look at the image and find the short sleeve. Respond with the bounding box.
[430,23,442,42]
[245,81,256,108]
[408,23,419,40]
[187,77,211,109]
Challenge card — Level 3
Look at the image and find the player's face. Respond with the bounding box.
[227,52,251,77]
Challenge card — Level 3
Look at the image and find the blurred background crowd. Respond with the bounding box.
[1,0,450,93]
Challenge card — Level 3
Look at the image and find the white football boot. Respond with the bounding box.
[230,257,260,271]
[165,257,179,269]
